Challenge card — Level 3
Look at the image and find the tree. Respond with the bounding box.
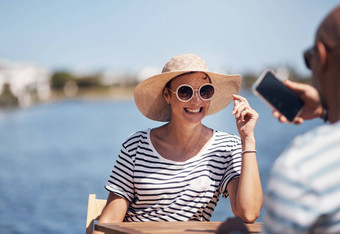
[51,71,76,89]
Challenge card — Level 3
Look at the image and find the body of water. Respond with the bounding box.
[0,91,323,233]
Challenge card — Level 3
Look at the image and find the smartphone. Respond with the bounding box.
[252,69,304,122]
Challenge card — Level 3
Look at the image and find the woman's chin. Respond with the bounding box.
[183,109,206,123]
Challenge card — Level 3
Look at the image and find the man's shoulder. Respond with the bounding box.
[293,122,340,148]
[275,122,340,171]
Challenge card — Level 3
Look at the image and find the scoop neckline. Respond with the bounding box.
[146,128,216,164]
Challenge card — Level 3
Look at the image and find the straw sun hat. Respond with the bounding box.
[134,54,242,122]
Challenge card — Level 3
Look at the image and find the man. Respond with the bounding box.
[263,5,340,233]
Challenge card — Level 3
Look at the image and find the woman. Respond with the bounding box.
[95,54,262,229]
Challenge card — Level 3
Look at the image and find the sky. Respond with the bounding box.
[0,1,339,76]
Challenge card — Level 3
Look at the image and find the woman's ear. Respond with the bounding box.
[163,88,171,104]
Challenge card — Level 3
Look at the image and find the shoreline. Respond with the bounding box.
[1,85,255,109]
[0,86,135,110]
[48,86,135,102]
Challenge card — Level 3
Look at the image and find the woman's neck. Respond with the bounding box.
[165,120,210,161]
[150,120,213,162]
[166,120,204,142]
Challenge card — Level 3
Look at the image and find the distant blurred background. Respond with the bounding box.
[0,1,339,233]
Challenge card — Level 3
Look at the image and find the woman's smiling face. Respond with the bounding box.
[164,72,211,124]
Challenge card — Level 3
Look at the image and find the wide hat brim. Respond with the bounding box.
[134,70,242,122]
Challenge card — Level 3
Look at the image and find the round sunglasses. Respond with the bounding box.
[167,83,215,102]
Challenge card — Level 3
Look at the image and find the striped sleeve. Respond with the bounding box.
[105,132,140,202]
[262,160,318,233]
[263,123,340,233]
[217,133,242,197]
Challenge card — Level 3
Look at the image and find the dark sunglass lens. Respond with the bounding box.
[200,85,214,100]
[304,51,311,69]
[303,46,315,70]
[177,86,193,101]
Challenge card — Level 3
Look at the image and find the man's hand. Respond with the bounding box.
[272,80,323,124]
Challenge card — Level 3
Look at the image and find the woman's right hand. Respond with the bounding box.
[272,80,323,124]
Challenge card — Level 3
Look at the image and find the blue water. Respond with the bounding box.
[0,91,322,234]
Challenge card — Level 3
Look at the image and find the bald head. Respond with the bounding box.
[311,5,340,122]
[316,5,340,52]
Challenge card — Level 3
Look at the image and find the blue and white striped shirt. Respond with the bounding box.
[105,129,242,222]
[263,121,340,234]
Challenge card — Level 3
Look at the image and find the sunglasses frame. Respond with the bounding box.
[168,83,215,102]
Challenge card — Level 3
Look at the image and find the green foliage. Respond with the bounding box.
[286,68,312,84]
[241,67,312,89]
[241,73,258,89]
[51,71,76,89]
[76,75,101,87]
[50,67,312,91]
[51,71,103,90]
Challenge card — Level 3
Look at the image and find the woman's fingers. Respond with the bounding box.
[233,101,247,117]
[233,94,249,105]
[239,107,250,121]
[232,95,259,138]
[232,95,256,121]
[240,106,258,122]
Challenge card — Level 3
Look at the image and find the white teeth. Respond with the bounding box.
[186,108,200,113]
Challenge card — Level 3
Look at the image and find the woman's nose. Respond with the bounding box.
[191,90,201,102]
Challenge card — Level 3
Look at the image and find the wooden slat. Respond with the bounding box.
[95,221,262,234]
[86,194,107,234]
[246,222,262,233]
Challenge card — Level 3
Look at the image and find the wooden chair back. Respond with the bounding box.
[86,194,107,234]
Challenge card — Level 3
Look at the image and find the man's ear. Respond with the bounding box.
[316,41,328,71]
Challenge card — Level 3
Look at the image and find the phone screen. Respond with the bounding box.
[254,71,304,122]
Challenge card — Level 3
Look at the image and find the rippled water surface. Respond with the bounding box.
[0,91,322,233]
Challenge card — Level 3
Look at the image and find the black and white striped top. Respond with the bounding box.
[105,129,242,222]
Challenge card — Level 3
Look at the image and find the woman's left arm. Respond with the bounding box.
[227,94,263,223]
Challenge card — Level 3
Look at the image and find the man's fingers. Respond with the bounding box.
[293,117,304,124]
[279,115,288,123]
[273,110,287,122]
[272,110,281,118]
[284,80,309,94]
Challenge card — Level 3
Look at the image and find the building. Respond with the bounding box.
[0,60,51,107]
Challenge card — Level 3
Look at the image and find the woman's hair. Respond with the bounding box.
[164,72,212,90]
